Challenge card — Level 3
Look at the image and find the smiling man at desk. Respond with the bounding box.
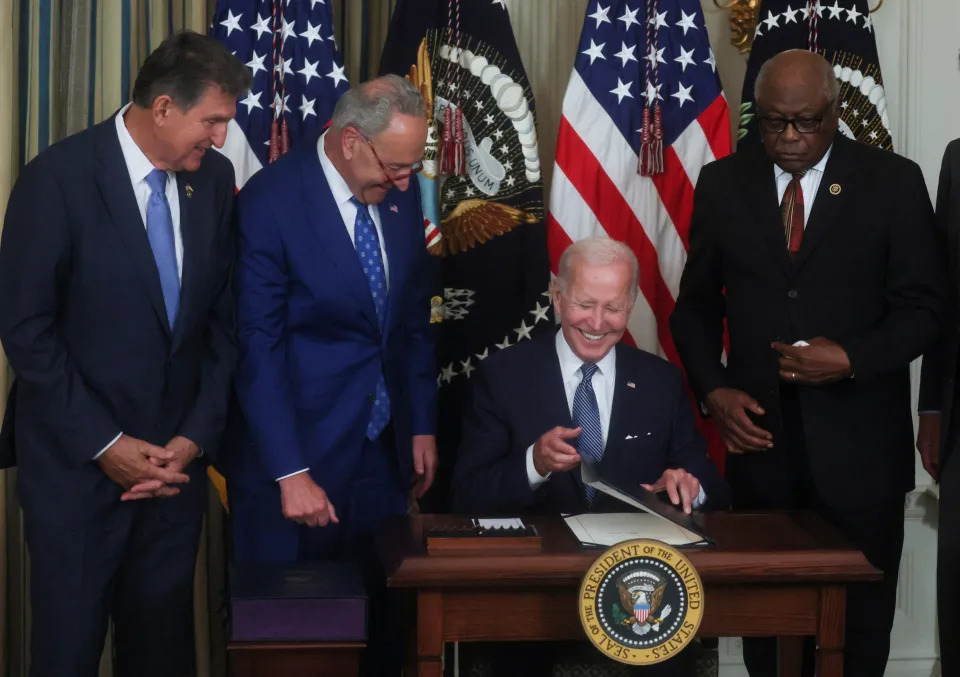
[451,237,727,676]
[452,236,728,518]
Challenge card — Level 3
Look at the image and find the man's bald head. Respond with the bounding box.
[753,50,840,174]
[754,49,839,104]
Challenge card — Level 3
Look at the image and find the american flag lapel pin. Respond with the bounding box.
[627,381,636,388]
[185,183,193,199]
[389,203,398,213]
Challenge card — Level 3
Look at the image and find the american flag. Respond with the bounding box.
[547,0,731,468]
[210,0,349,189]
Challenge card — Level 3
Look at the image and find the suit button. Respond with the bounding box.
[368,393,376,403]
[787,289,798,299]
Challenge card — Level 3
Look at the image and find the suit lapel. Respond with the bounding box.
[540,336,582,497]
[793,135,856,270]
[737,147,792,274]
[606,345,630,466]
[171,173,199,347]
[300,147,379,331]
[378,192,407,335]
[93,119,171,336]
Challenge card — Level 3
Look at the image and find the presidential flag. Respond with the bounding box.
[210,0,349,189]
[380,0,552,506]
[738,0,892,148]
[547,0,731,469]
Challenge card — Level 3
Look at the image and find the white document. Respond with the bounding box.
[578,462,707,546]
[564,512,705,547]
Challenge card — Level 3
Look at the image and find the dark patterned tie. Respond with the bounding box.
[781,172,806,259]
[350,197,390,440]
[572,363,603,504]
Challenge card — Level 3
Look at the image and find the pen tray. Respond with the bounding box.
[424,524,542,556]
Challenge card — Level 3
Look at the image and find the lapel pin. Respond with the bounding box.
[626,381,636,388]
[185,183,194,199]
[389,203,398,213]
[829,183,841,195]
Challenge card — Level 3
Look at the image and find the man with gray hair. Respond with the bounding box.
[452,236,726,675]
[453,236,727,517]
[224,75,437,672]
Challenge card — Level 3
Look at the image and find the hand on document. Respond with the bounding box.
[641,469,702,515]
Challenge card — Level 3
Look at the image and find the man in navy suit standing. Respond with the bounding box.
[453,236,727,517]
[0,32,249,677]
[226,74,437,675]
[227,74,437,562]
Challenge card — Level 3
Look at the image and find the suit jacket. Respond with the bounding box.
[670,134,943,510]
[0,116,237,522]
[224,141,437,496]
[919,139,960,465]
[451,333,729,515]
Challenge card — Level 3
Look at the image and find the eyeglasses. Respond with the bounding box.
[758,102,837,135]
[363,136,423,184]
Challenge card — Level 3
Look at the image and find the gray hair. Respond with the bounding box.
[556,237,639,300]
[754,49,840,106]
[331,74,426,137]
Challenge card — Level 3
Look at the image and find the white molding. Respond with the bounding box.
[897,548,915,618]
[883,658,941,677]
[894,0,923,161]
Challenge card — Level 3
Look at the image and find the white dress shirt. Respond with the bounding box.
[114,103,184,278]
[274,132,393,482]
[316,129,389,285]
[95,105,186,460]
[774,144,833,226]
[525,330,617,487]
[525,330,706,508]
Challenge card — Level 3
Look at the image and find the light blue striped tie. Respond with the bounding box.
[573,362,603,504]
[145,169,180,330]
[350,197,390,440]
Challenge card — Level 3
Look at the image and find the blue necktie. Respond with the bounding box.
[572,362,603,504]
[350,197,390,440]
[145,169,180,330]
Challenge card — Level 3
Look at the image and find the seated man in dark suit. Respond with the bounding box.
[451,236,727,677]
[453,236,727,517]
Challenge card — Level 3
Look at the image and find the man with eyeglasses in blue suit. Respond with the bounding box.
[671,49,943,677]
[223,74,437,675]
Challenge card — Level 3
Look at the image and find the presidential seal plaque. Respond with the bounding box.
[579,539,704,665]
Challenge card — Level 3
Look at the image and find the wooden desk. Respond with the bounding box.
[377,512,880,677]
[227,641,363,677]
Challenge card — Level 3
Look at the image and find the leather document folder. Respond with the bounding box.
[577,461,713,546]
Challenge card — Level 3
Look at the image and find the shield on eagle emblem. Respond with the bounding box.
[634,598,650,624]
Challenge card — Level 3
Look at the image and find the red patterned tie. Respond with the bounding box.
[781,173,806,259]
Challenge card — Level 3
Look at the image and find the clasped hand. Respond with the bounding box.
[96,434,197,501]
[771,337,852,385]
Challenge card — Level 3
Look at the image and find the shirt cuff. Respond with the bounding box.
[691,484,707,510]
[276,468,309,482]
[94,432,124,460]
[525,444,550,488]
